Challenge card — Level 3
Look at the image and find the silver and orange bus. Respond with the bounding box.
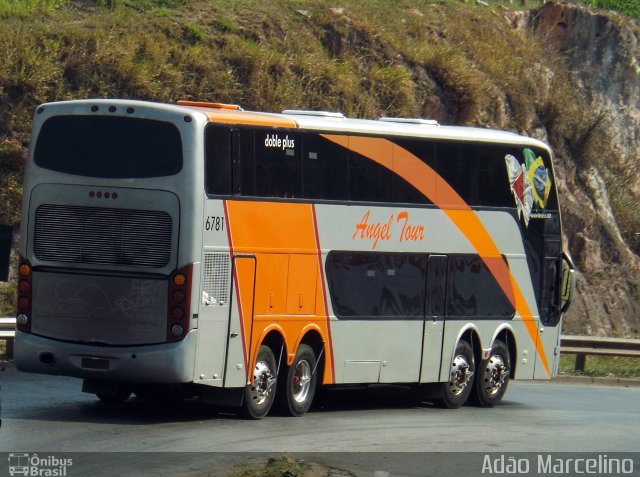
[14,99,575,418]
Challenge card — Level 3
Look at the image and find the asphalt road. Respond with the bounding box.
[1,361,639,476]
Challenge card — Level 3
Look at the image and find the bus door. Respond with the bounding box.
[420,254,447,383]
[535,238,574,379]
[223,255,256,388]
[194,251,234,386]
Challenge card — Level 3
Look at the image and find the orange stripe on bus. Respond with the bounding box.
[321,134,550,378]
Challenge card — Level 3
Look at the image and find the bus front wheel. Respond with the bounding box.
[243,345,278,419]
[436,340,475,409]
[282,344,318,417]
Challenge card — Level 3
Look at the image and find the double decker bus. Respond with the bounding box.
[14,99,575,418]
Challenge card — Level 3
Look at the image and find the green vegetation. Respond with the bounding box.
[584,0,640,18]
[2,0,638,20]
[559,354,640,379]
[0,0,63,18]
[229,457,310,477]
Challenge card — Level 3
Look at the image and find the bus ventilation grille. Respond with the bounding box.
[34,204,172,268]
[203,253,230,306]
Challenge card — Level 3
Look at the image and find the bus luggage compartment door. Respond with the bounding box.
[194,252,235,386]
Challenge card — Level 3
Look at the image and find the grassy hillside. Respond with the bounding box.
[0,0,638,322]
[0,0,602,223]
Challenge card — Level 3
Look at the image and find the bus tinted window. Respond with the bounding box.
[349,150,393,202]
[327,252,515,320]
[205,125,232,195]
[238,129,256,195]
[206,127,428,204]
[302,134,349,200]
[35,116,183,178]
[446,255,515,318]
[204,126,557,213]
[255,130,302,198]
[327,252,427,318]
[398,139,545,209]
[436,141,475,207]
[475,144,516,207]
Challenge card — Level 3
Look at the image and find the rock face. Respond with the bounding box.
[533,2,640,337]
[535,2,640,172]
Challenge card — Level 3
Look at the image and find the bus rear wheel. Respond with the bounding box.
[243,345,278,419]
[436,340,475,409]
[471,340,511,407]
[282,344,318,417]
[96,387,132,404]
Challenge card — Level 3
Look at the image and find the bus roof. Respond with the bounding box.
[176,101,549,150]
[36,99,550,151]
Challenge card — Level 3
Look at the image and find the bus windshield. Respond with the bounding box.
[34,115,183,178]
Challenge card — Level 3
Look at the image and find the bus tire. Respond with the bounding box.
[436,340,475,409]
[282,344,318,417]
[243,345,278,419]
[471,340,511,407]
[96,387,132,404]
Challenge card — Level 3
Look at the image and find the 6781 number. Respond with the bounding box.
[205,216,225,232]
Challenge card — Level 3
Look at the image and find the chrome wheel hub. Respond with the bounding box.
[449,354,474,396]
[484,354,509,396]
[292,359,312,403]
[249,360,276,405]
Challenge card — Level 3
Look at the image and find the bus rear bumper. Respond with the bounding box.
[14,329,198,384]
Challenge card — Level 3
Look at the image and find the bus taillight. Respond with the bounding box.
[167,264,192,342]
[16,257,32,332]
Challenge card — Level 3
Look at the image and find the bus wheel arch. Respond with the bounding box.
[260,329,288,370]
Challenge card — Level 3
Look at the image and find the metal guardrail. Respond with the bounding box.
[560,335,640,371]
[1,319,639,370]
[0,316,16,359]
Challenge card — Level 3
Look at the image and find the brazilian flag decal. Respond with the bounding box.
[524,148,551,209]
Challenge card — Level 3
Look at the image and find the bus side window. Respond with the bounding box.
[302,133,349,200]
[239,129,256,196]
[326,252,426,319]
[392,139,432,205]
[436,142,472,207]
[254,129,301,199]
[475,145,515,207]
[446,255,515,319]
[205,125,232,195]
[349,150,392,203]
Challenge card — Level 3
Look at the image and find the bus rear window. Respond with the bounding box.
[34,115,183,178]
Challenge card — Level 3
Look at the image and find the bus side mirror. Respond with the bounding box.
[0,225,12,282]
[559,251,576,314]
